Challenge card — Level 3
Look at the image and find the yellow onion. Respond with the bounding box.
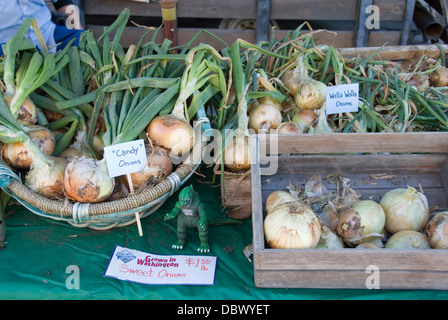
[426,212,448,249]
[430,66,448,87]
[2,125,55,169]
[248,103,282,133]
[407,74,430,92]
[25,155,67,199]
[63,157,115,203]
[264,201,321,249]
[224,133,251,171]
[265,190,298,215]
[292,109,316,133]
[281,68,303,97]
[385,230,431,249]
[336,200,386,245]
[146,114,195,157]
[295,79,327,110]
[379,187,429,234]
[129,144,172,189]
[275,122,300,134]
[3,94,37,125]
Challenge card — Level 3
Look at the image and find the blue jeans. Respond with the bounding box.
[0,25,83,56]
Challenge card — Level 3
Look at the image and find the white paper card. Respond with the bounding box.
[104,246,217,285]
[103,139,147,178]
[326,83,359,115]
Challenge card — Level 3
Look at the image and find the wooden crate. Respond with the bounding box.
[250,132,448,289]
[83,0,413,50]
[221,43,448,213]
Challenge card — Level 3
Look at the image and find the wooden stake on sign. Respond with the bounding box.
[126,173,143,236]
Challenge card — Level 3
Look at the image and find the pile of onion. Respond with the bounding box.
[264,190,321,249]
[379,187,429,234]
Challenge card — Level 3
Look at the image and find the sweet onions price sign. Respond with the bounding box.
[103,139,147,178]
[326,83,359,115]
[105,246,218,285]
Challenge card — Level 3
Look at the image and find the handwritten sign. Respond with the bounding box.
[103,139,147,178]
[104,246,217,285]
[326,83,359,115]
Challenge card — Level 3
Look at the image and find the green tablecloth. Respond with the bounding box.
[1,169,448,300]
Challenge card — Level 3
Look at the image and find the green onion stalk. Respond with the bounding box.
[146,43,231,158]
[2,18,69,125]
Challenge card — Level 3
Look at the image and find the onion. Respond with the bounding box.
[2,125,55,169]
[59,146,92,162]
[3,95,37,125]
[295,79,327,110]
[25,155,67,199]
[281,68,303,97]
[275,121,300,134]
[248,103,282,133]
[264,201,321,249]
[430,66,448,87]
[63,157,115,203]
[425,212,448,249]
[146,114,195,157]
[292,109,316,132]
[385,230,431,249]
[336,200,386,245]
[224,133,251,171]
[129,144,172,189]
[265,190,298,215]
[379,187,429,234]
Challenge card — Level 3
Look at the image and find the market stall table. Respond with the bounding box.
[1,168,447,300]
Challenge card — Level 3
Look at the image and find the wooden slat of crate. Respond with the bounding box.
[251,132,448,289]
[87,25,403,50]
[84,0,407,21]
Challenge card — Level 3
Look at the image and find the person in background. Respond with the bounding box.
[0,0,84,56]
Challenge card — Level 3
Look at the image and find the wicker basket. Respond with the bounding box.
[0,110,212,230]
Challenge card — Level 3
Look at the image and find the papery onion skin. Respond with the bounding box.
[130,144,172,189]
[336,200,385,243]
[380,187,429,234]
[63,157,115,203]
[265,190,298,215]
[258,96,282,111]
[224,134,251,171]
[426,212,448,249]
[2,125,55,169]
[146,114,195,157]
[248,103,282,133]
[295,79,327,110]
[385,230,431,249]
[25,156,68,199]
[264,202,321,249]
